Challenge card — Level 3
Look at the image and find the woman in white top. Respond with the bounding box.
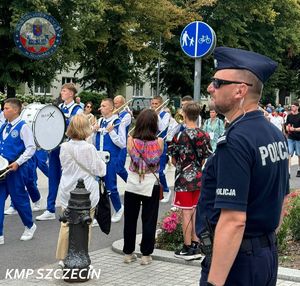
[56,114,106,263]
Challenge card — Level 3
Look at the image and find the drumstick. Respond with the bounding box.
[0,169,10,178]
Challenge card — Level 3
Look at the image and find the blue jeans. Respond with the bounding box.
[287,138,300,156]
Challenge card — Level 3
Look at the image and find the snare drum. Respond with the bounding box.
[0,155,9,181]
[21,103,66,151]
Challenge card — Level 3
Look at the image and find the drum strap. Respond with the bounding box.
[98,117,119,152]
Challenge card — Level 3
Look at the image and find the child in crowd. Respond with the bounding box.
[169,102,211,260]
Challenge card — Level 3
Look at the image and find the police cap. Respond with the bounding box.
[214,47,278,83]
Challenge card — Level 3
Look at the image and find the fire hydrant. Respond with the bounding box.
[59,178,92,282]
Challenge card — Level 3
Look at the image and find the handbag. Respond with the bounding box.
[94,179,111,235]
[67,146,111,234]
[132,139,164,200]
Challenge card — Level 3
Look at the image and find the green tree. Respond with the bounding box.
[76,0,187,98]
[155,0,300,103]
[0,0,85,98]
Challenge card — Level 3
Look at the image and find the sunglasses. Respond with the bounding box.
[211,78,253,89]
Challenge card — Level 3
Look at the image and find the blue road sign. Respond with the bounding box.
[180,21,216,58]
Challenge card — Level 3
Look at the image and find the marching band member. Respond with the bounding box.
[36,83,83,221]
[113,95,132,182]
[4,153,43,215]
[151,96,171,203]
[93,98,126,223]
[0,98,36,244]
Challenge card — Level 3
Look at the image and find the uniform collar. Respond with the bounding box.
[104,114,118,122]
[229,110,263,127]
[63,100,75,109]
[9,116,21,126]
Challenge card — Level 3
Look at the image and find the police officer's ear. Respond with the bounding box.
[236,84,248,98]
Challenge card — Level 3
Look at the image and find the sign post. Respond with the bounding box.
[180,21,216,102]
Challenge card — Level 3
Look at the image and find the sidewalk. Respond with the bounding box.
[2,157,300,285]
[0,244,299,285]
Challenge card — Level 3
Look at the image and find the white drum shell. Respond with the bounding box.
[21,103,66,150]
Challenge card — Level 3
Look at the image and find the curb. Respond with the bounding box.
[112,235,300,282]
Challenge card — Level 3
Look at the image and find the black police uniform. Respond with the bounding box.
[196,110,289,285]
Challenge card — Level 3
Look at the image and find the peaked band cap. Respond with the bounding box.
[213,47,278,83]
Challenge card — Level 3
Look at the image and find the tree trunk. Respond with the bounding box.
[7,86,16,98]
[278,88,290,106]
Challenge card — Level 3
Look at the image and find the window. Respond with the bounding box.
[34,85,51,95]
[151,85,158,97]
[62,77,77,85]
[132,82,144,97]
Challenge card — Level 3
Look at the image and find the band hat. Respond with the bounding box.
[213,47,278,83]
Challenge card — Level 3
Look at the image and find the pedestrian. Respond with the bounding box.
[36,83,83,221]
[56,114,106,265]
[83,101,97,126]
[202,108,225,152]
[270,109,284,132]
[0,98,37,244]
[169,102,211,260]
[181,95,202,127]
[75,96,85,109]
[151,96,171,203]
[196,47,289,286]
[285,102,300,177]
[123,109,164,265]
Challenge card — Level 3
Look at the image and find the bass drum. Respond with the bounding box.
[21,103,66,151]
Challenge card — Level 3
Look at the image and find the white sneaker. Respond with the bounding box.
[58,260,64,268]
[32,198,42,211]
[160,191,171,203]
[111,205,124,223]
[4,206,17,215]
[36,210,56,221]
[92,219,99,227]
[123,253,137,264]
[140,255,152,265]
[0,235,4,245]
[20,223,37,241]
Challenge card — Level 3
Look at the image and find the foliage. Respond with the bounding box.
[16,94,52,104]
[76,0,190,97]
[288,193,300,241]
[78,91,106,114]
[277,191,300,253]
[152,0,300,102]
[0,92,51,104]
[277,216,289,253]
[156,210,183,251]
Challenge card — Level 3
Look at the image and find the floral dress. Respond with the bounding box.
[168,128,211,192]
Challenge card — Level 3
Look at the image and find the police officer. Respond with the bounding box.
[196,47,289,286]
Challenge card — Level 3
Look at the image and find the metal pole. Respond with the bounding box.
[156,35,162,96]
[194,58,201,102]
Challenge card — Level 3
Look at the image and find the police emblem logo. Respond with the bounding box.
[14,12,62,60]
[11,130,19,138]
